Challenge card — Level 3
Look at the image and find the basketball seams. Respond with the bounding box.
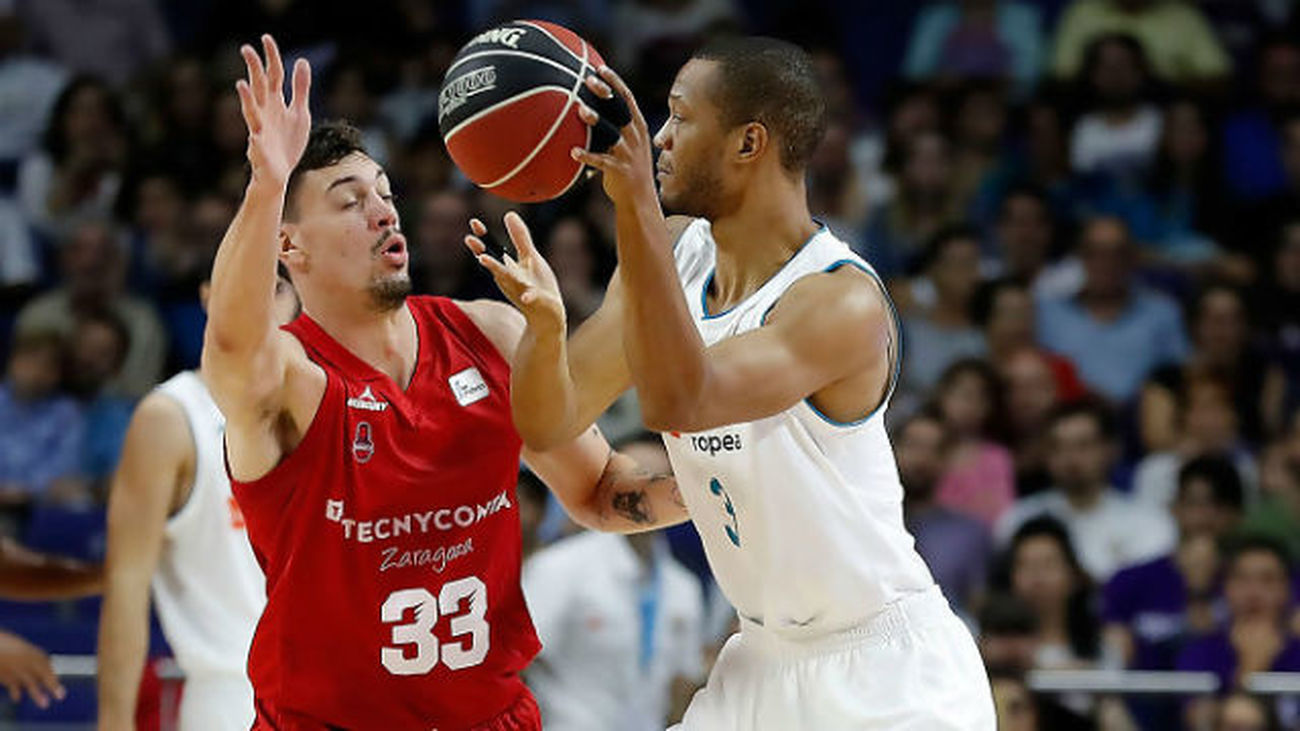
[481,38,590,190]
[443,85,573,144]
[444,48,581,85]
[515,20,586,65]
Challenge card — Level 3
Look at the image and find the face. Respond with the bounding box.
[890,91,940,144]
[1225,550,1291,622]
[1261,44,1300,108]
[63,223,123,299]
[69,320,126,393]
[1047,414,1112,494]
[1217,694,1270,731]
[998,195,1052,274]
[1080,219,1133,297]
[136,176,185,233]
[958,90,1006,148]
[1012,535,1076,613]
[654,60,734,219]
[1163,102,1207,166]
[1002,350,1059,432]
[896,418,948,500]
[1196,290,1246,359]
[1091,41,1143,107]
[991,677,1038,731]
[904,132,952,196]
[939,370,992,436]
[328,68,373,123]
[1174,477,1239,539]
[930,237,981,304]
[7,343,63,400]
[1260,444,1300,500]
[987,287,1035,350]
[169,59,210,130]
[64,85,114,144]
[1183,382,1238,450]
[282,153,408,313]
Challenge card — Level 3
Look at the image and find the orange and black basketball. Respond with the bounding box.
[437,20,629,203]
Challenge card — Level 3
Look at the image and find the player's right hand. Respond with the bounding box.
[0,630,63,709]
[465,213,566,335]
[236,34,311,188]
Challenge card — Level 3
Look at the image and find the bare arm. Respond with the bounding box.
[97,393,192,731]
[0,538,100,601]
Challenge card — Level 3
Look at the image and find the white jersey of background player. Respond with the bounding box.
[467,36,995,731]
[97,275,298,731]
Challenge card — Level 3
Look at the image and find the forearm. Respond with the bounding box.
[204,178,287,356]
[510,321,582,451]
[0,554,101,600]
[615,195,707,428]
[96,575,151,727]
[584,450,687,534]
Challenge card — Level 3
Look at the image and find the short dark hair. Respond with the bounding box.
[284,120,367,219]
[1177,455,1245,511]
[997,183,1051,221]
[971,277,1029,330]
[1227,534,1293,575]
[690,36,826,173]
[1047,398,1117,441]
[75,309,131,370]
[918,223,981,273]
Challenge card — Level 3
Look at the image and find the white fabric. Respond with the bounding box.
[177,675,254,731]
[671,586,995,730]
[995,488,1177,582]
[1069,105,1163,177]
[0,57,66,161]
[0,197,37,286]
[523,532,704,731]
[666,219,935,637]
[150,372,265,686]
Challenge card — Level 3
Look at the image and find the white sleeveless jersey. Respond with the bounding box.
[151,371,265,678]
[664,219,935,639]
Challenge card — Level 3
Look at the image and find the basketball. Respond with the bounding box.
[437,20,629,203]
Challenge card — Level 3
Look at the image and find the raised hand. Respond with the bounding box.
[465,212,565,333]
[235,34,311,188]
[572,66,657,207]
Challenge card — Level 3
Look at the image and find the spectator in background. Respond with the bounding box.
[861,131,965,277]
[973,278,1084,401]
[1003,517,1102,670]
[931,359,1016,528]
[16,76,127,239]
[18,0,171,87]
[0,197,38,297]
[140,56,216,194]
[1257,221,1300,418]
[409,188,496,301]
[1133,376,1259,509]
[0,5,66,175]
[15,219,166,398]
[523,437,704,731]
[516,469,550,562]
[901,0,1044,94]
[1051,0,1230,85]
[855,82,943,213]
[1017,96,1079,222]
[807,117,870,247]
[124,170,199,297]
[1222,36,1300,203]
[1037,217,1189,403]
[898,226,986,396]
[987,186,1081,300]
[998,400,1176,582]
[1001,348,1066,496]
[323,59,391,168]
[896,410,992,615]
[67,310,132,495]
[0,329,85,508]
[1215,691,1282,731]
[1068,34,1162,181]
[1241,117,1300,274]
[1178,537,1300,730]
[544,216,608,332]
[951,81,1015,228]
[1242,440,1300,561]
[210,90,254,200]
[987,668,1041,731]
[1105,456,1245,673]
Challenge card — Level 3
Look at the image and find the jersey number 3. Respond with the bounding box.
[380,576,490,675]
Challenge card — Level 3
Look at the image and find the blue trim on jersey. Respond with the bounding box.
[799,259,903,428]
[699,224,828,320]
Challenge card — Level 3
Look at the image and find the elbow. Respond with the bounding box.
[640,396,697,434]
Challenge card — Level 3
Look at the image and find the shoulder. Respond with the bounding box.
[123,389,194,460]
[450,298,524,362]
[769,264,888,327]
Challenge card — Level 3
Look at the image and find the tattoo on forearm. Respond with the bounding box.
[611,489,653,525]
[597,462,679,527]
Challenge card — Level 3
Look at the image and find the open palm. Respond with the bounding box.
[236,34,311,187]
[465,212,566,332]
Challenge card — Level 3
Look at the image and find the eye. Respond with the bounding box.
[380,193,395,203]
[342,199,359,209]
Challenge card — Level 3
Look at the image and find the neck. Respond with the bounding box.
[1063,483,1105,510]
[929,296,971,327]
[708,172,819,312]
[302,294,417,387]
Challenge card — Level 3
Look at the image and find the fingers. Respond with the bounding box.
[469,218,487,236]
[262,35,285,100]
[32,657,62,704]
[240,44,268,107]
[503,212,539,261]
[584,74,613,100]
[596,65,647,131]
[577,102,599,128]
[235,80,262,134]
[571,146,614,170]
[290,57,311,114]
[464,234,487,257]
[21,672,49,709]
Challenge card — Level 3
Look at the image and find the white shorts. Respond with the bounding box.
[179,674,255,731]
[671,585,995,731]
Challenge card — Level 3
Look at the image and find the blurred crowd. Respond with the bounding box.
[2,0,1300,729]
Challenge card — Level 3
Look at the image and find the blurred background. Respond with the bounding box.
[2,0,1300,729]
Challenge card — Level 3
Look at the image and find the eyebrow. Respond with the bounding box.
[326,168,388,192]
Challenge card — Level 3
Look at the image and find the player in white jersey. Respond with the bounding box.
[467,36,995,729]
[96,272,299,731]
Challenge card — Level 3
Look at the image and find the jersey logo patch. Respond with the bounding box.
[353,421,375,463]
[347,386,389,412]
[326,499,345,522]
[448,367,489,407]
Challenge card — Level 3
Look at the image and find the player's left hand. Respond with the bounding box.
[572,66,657,208]
[0,630,63,709]
[465,212,566,334]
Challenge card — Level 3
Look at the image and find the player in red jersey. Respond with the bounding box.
[202,36,687,730]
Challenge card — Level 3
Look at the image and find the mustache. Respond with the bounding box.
[372,228,401,254]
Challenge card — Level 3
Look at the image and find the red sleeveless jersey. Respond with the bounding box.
[231,296,541,730]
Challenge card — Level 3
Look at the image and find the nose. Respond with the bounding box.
[368,192,397,231]
[653,119,670,150]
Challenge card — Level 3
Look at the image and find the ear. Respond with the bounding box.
[736,122,769,164]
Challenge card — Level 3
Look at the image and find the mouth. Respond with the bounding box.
[375,231,408,267]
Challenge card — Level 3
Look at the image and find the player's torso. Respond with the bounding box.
[151,370,265,680]
[232,297,537,729]
[665,221,934,638]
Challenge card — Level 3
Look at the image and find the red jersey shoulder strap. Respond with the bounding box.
[411,296,513,384]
